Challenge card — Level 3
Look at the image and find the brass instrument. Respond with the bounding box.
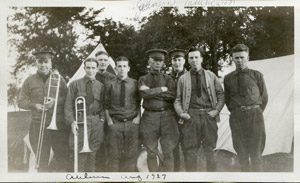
[74,96,92,172]
[35,71,60,169]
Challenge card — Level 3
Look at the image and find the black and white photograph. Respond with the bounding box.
[0,0,299,182]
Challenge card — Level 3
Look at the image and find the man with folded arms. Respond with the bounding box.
[224,44,268,172]
[138,49,179,172]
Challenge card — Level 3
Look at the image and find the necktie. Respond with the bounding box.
[86,80,94,105]
[151,73,160,88]
[237,70,247,97]
[196,73,202,97]
[120,80,126,107]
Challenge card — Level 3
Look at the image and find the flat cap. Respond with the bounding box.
[169,49,186,58]
[33,48,54,56]
[146,49,167,60]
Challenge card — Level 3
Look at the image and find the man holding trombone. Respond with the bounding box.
[64,58,105,172]
[18,49,69,172]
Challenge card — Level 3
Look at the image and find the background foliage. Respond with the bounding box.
[7,6,294,110]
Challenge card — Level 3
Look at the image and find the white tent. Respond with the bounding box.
[67,43,116,86]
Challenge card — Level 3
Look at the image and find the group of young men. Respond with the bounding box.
[18,43,268,173]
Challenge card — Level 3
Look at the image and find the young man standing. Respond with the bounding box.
[95,51,116,171]
[64,58,105,172]
[18,49,69,172]
[105,56,141,172]
[168,49,187,172]
[224,44,268,172]
[174,47,225,172]
[169,49,187,83]
[138,49,179,172]
[95,51,116,84]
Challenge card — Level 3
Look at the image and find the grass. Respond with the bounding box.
[7,111,293,172]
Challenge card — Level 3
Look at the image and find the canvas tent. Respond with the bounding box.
[67,43,116,86]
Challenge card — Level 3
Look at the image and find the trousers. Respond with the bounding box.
[69,115,104,172]
[141,109,179,172]
[181,108,218,172]
[107,119,140,172]
[29,122,70,172]
[229,107,266,172]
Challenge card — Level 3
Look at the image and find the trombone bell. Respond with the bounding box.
[75,97,92,154]
[46,72,60,130]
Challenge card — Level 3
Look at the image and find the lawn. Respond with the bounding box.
[7,111,293,172]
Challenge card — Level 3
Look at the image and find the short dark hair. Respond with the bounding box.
[115,56,130,64]
[84,58,99,67]
[95,51,109,57]
[232,44,249,54]
[187,47,204,57]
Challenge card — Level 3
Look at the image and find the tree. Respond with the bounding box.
[7,7,101,79]
[247,7,294,60]
[8,7,294,80]
[7,83,19,112]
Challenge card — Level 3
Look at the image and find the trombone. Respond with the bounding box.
[74,96,92,172]
[35,71,60,169]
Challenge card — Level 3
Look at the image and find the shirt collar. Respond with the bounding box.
[172,69,185,75]
[190,68,203,75]
[83,75,96,83]
[36,71,50,81]
[150,70,162,75]
[234,67,249,75]
[117,77,129,83]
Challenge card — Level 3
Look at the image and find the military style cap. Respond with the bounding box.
[169,49,186,59]
[146,49,167,60]
[33,48,54,56]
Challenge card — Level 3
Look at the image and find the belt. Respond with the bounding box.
[190,108,212,112]
[144,107,170,112]
[235,105,260,111]
[112,116,135,122]
[88,111,100,116]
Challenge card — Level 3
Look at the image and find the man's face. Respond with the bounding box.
[188,51,202,71]
[148,58,164,71]
[232,51,249,70]
[171,57,185,72]
[36,53,52,75]
[96,54,109,71]
[84,61,98,79]
[116,61,130,79]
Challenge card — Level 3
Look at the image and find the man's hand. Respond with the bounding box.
[45,97,55,109]
[180,113,191,120]
[207,109,219,118]
[161,87,168,92]
[139,85,150,91]
[71,122,79,136]
[35,104,46,112]
[132,116,140,125]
